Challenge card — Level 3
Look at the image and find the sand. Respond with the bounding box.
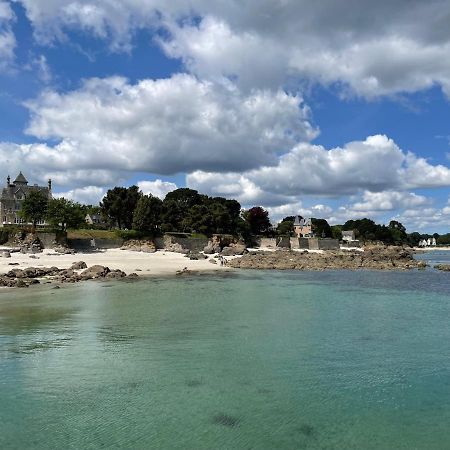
[0,248,230,277]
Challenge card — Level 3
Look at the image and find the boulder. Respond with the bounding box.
[70,261,88,270]
[15,279,28,288]
[141,242,156,253]
[186,252,207,260]
[204,242,221,254]
[80,265,110,280]
[1,251,11,258]
[220,243,247,256]
[105,269,127,279]
[435,264,450,272]
[6,268,24,278]
[121,240,157,253]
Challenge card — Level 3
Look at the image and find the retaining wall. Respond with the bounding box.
[36,232,67,249]
[67,238,124,250]
[299,238,340,250]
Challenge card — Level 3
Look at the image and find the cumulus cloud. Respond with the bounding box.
[350,191,430,212]
[15,0,450,97]
[187,135,450,203]
[161,1,450,97]
[54,186,106,204]
[137,179,178,199]
[22,74,315,175]
[0,141,126,188]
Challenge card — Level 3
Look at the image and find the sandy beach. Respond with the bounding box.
[0,248,230,277]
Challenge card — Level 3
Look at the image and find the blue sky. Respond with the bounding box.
[1,0,450,232]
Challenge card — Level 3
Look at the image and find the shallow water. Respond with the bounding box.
[1,258,450,449]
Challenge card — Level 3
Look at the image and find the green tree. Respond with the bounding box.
[276,216,295,236]
[132,195,163,232]
[243,206,272,236]
[161,188,205,232]
[207,197,241,234]
[331,225,343,240]
[20,189,49,231]
[46,197,85,231]
[100,186,142,229]
[388,220,407,244]
[437,233,450,245]
[182,204,213,234]
[311,218,332,238]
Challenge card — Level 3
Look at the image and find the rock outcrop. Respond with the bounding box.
[121,240,157,253]
[220,242,247,256]
[70,261,88,270]
[0,264,129,288]
[228,247,424,271]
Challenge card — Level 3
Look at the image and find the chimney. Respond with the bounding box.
[48,178,52,191]
[7,175,10,186]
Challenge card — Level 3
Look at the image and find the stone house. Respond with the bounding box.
[0,172,52,227]
[294,216,313,238]
[85,213,103,225]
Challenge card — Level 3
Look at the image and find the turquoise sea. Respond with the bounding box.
[1,252,450,449]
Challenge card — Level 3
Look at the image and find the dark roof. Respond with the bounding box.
[14,172,28,184]
[1,185,49,201]
[294,216,311,227]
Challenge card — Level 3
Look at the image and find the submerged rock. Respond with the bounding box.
[212,414,241,428]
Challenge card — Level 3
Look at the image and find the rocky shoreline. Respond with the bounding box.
[228,247,428,271]
[0,262,138,288]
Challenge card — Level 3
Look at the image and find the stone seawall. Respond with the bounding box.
[154,235,209,252]
[36,232,67,249]
[67,238,125,250]
[299,238,340,250]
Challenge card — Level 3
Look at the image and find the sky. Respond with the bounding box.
[0,0,450,233]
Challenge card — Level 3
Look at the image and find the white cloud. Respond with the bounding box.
[137,179,178,199]
[351,191,430,212]
[22,74,315,175]
[54,186,106,204]
[187,135,450,202]
[13,1,450,97]
[0,0,15,67]
[31,54,52,83]
[159,3,450,98]
[0,141,126,188]
[392,202,450,232]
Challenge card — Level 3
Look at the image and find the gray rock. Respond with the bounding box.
[204,243,221,254]
[105,269,127,279]
[80,265,111,280]
[70,261,88,270]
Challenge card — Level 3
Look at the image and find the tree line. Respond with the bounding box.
[18,186,448,246]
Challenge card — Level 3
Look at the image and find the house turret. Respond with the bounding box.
[14,171,28,185]
[1,171,52,227]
